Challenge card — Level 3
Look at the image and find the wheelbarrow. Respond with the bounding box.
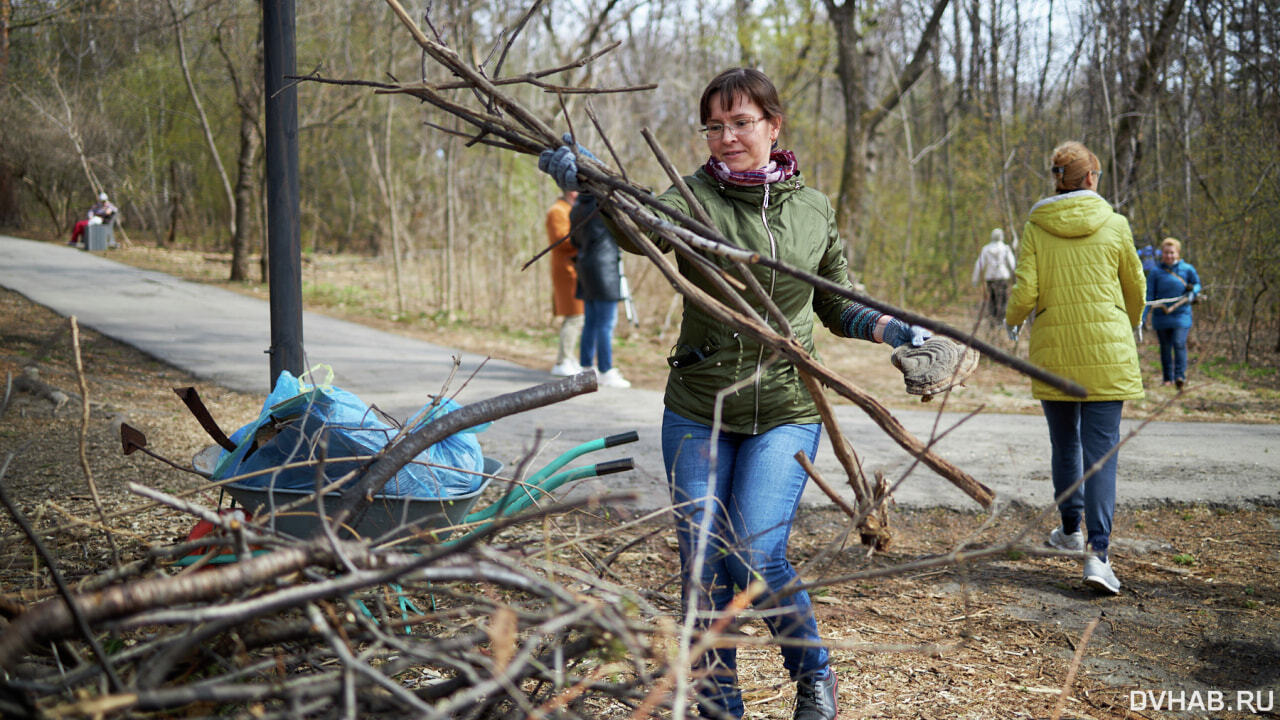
[191,430,638,547]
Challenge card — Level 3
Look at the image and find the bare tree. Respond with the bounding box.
[822,0,951,263]
[212,4,264,282]
[1108,0,1187,207]
[166,0,237,246]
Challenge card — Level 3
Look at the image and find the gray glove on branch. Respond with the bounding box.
[537,134,598,191]
[882,318,931,348]
[891,336,980,402]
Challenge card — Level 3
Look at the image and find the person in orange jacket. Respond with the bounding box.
[545,189,584,376]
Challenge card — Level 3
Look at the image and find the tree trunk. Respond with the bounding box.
[950,0,966,110]
[365,56,406,314]
[164,162,179,246]
[823,0,869,250]
[0,163,20,227]
[230,107,260,282]
[443,135,457,318]
[734,0,757,67]
[825,0,951,263]
[0,0,10,86]
[218,7,264,283]
[1035,0,1054,110]
[1110,0,1187,206]
[167,0,236,243]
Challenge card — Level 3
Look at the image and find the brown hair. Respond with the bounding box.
[1049,141,1100,192]
[1161,237,1182,253]
[699,68,784,125]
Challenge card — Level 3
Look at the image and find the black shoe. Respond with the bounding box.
[793,669,838,720]
[1175,378,1185,390]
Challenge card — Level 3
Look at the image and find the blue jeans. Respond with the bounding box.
[1042,401,1123,556]
[1156,326,1190,382]
[661,409,828,718]
[579,299,617,372]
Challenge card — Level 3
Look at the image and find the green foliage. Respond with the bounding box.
[303,281,378,310]
[1172,553,1196,566]
[1202,356,1279,384]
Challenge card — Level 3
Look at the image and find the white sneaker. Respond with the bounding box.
[550,360,582,377]
[1048,527,1085,553]
[598,368,631,388]
[1083,554,1121,595]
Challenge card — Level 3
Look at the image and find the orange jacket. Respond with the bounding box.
[546,197,583,316]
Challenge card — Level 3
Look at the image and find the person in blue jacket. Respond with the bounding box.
[1145,237,1201,389]
[1137,242,1158,274]
[1136,242,1158,330]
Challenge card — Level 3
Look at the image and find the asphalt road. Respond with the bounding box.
[2,235,1276,513]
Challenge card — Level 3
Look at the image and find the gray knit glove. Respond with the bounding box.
[882,318,931,348]
[537,134,598,191]
[891,336,979,401]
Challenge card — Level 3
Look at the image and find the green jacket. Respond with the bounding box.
[1006,190,1146,402]
[620,167,865,434]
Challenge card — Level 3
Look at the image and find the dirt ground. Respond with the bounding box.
[2,255,1278,718]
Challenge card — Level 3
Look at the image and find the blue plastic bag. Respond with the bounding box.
[212,369,486,498]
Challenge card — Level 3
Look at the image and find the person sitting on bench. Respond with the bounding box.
[69,192,118,246]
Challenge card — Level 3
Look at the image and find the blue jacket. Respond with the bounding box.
[1146,260,1201,330]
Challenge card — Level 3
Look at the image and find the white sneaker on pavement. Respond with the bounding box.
[550,360,582,377]
[1083,554,1121,595]
[1048,527,1085,553]
[598,368,631,388]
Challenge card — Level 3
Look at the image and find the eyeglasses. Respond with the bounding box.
[1091,170,1104,178]
[700,116,765,140]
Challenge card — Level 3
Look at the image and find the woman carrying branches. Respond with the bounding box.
[541,67,942,720]
[1145,237,1201,389]
[1005,141,1146,596]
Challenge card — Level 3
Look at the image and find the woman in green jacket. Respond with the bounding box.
[540,68,928,720]
[1006,141,1145,596]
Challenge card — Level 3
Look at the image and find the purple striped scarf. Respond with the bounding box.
[704,150,799,186]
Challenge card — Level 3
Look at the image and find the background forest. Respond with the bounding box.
[1,0,1277,365]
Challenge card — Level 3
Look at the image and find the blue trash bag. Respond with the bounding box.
[211,369,487,498]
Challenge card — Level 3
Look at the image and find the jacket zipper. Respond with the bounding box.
[753,183,779,434]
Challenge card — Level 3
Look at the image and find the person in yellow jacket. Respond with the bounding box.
[1006,140,1145,596]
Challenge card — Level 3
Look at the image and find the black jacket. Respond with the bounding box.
[570,193,623,301]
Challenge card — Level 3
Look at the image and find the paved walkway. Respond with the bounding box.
[2,235,1276,512]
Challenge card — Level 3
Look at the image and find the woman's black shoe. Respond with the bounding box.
[793,669,838,720]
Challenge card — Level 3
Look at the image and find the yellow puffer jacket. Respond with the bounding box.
[1006,190,1146,402]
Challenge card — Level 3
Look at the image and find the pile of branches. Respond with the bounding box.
[0,519,671,719]
[0,373,687,719]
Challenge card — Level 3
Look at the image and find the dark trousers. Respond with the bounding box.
[1042,400,1123,555]
[1156,326,1190,382]
[984,279,1010,321]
